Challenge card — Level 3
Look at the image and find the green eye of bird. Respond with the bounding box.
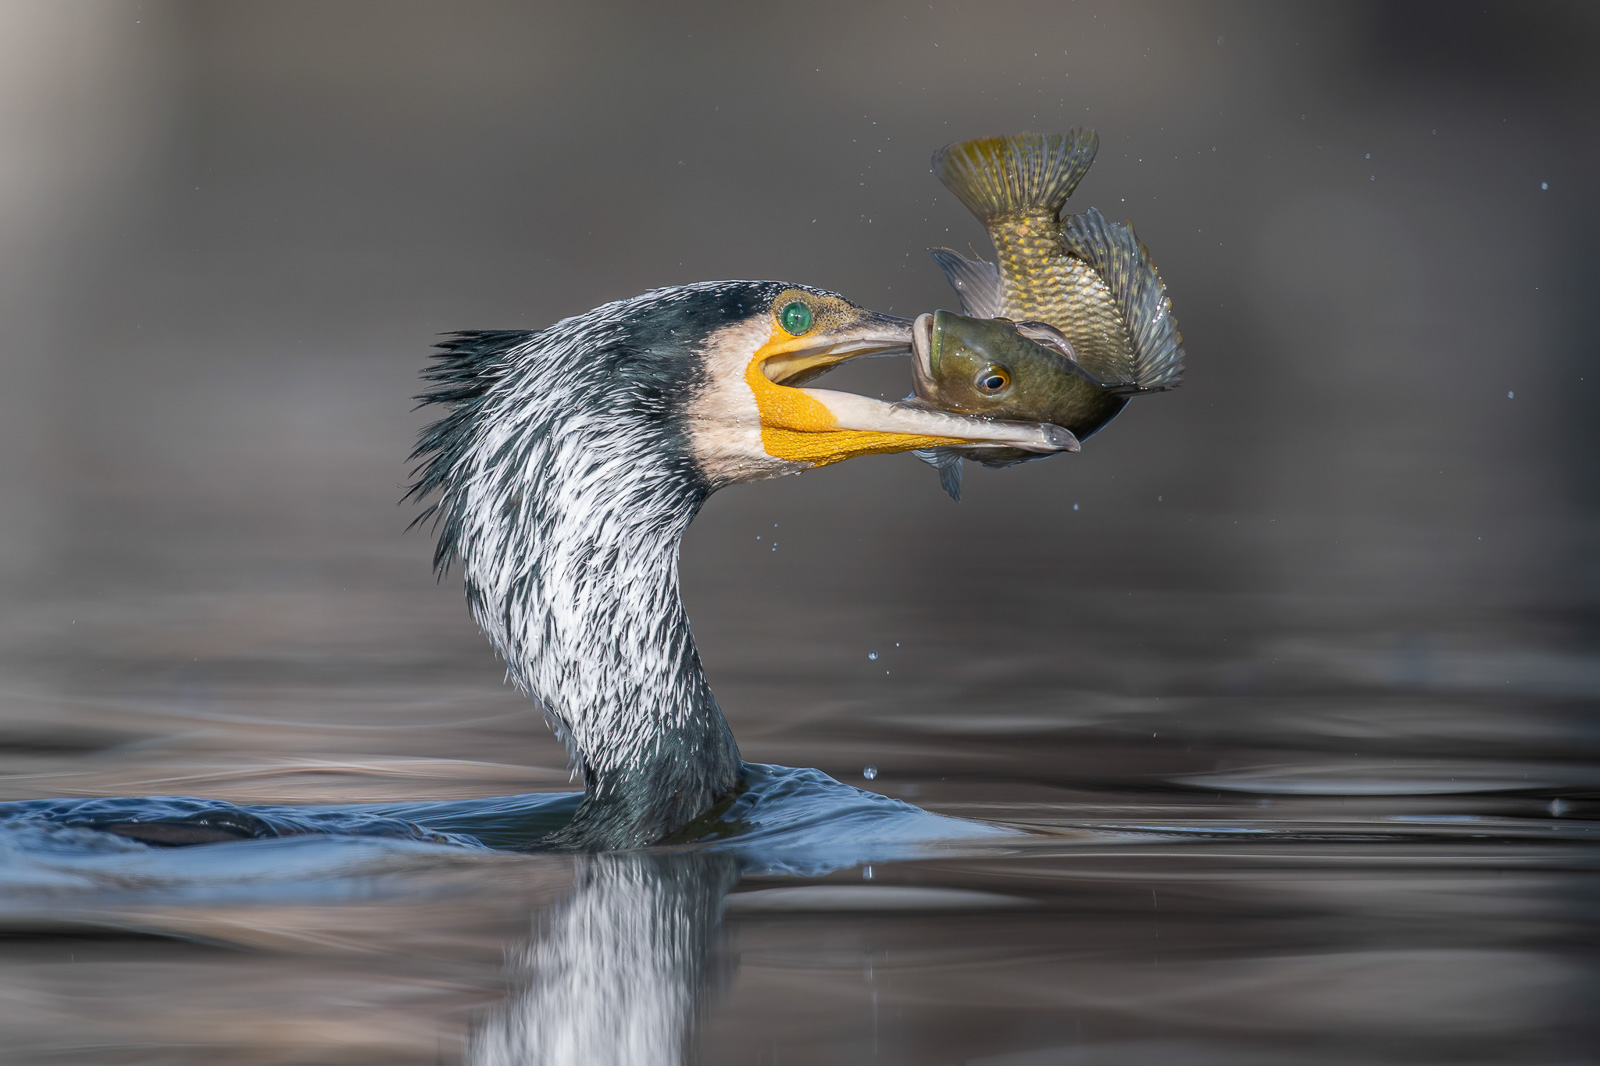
[779,301,813,335]
[977,367,1011,393]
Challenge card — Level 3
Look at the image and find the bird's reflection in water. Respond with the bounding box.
[0,763,997,1063]
[0,764,1595,1062]
[470,851,739,1066]
[460,766,1008,1064]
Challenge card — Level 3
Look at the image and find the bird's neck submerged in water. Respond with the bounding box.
[424,320,744,850]
[465,446,742,849]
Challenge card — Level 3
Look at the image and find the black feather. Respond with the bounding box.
[404,330,532,573]
[399,283,811,850]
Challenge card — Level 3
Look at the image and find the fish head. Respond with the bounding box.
[729,288,1077,473]
[911,309,1083,421]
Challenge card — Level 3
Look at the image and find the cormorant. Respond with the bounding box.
[407,281,1077,849]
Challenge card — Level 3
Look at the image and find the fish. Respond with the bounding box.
[913,130,1185,500]
[910,307,1145,462]
[907,310,1151,500]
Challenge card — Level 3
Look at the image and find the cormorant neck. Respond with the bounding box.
[473,443,741,850]
[417,319,744,850]
[486,478,745,849]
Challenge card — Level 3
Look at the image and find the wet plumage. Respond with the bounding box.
[406,282,1075,849]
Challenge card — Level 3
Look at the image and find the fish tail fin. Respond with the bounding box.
[913,448,963,502]
[1061,207,1186,390]
[932,130,1100,223]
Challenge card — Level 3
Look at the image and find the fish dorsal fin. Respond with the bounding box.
[1060,207,1185,391]
[929,247,1005,318]
[932,130,1100,224]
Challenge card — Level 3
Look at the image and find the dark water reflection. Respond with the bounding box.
[0,705,1594,1065]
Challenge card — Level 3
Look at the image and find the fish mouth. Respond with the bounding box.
[908,311,940,399]
[751,308,1078,465]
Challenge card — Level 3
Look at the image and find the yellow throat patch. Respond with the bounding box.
[746,304,962,467]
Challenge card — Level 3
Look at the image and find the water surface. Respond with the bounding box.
[1,540,1594,1064]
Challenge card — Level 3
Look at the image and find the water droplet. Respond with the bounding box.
[1364,152,1370,159]
[1507,390,1515,399]
[1550,798,1569,816]
[868,652,878,660]
[1073,503,1080,511]
[863,865,874,878]
[863,765,878,780]
[1540,181,1549,190]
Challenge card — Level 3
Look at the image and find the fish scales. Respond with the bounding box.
[913,130,1186,500]
[993,245,1129,383]
[929,130,1182,390]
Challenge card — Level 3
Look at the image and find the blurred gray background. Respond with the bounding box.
[0,0,1596,794]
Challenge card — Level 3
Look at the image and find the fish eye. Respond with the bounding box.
[976,366,1011,393]
[778,301,813,336]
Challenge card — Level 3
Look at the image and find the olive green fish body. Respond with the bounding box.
[916,131,1186,499]
[994,242,1130,385]
[912,309,1127,441]
[988,217,1117,344]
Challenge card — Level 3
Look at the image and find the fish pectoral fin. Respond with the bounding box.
[1098,381,1143,397]
[1099,380,1178,397]
[1061,207,1186,391]
[1009,321,1148,397]
[1023,352,1165,399]
[1080,358,1180,397]
[913,447,964,503]
[1017,344,1122,392]
[929,247,1005,319]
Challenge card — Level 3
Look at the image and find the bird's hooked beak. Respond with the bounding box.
[748,298,1079,468]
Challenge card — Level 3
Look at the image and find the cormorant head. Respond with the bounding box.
[411,281,1077,564]
[679,281,1077,489]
